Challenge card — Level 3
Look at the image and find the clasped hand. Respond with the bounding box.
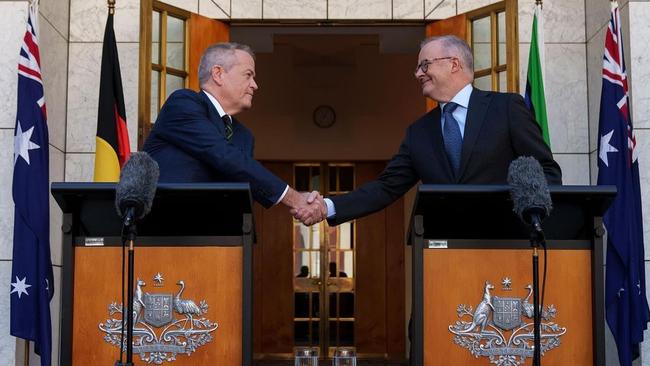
[290,191,327,226]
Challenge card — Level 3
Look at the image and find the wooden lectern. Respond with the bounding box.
[52,182,255,366]
[409,185,615,366]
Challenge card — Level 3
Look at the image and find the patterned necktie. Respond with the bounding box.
[442,102,462,176]
[222,114,233,141]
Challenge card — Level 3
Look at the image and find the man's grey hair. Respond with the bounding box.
[420,35,474,76]
[198,42,255,86]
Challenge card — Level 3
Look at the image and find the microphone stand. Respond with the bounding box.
[529,216,545,366]
[116,213,137,366]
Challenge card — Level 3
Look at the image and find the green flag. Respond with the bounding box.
[524,3,550,147]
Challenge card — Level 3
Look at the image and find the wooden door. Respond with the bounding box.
[188,13,229,91]
[253,162,405,363]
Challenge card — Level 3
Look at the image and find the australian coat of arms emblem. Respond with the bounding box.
[448,279,566,366]
[99,275,218,364]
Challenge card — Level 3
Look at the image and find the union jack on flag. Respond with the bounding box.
[10,2,54,366]
[597,2,650,365]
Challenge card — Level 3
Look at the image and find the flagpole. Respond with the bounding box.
[24,341,29,366]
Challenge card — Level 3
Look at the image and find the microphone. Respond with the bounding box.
[507,156,553,230]
[115,152,160,226]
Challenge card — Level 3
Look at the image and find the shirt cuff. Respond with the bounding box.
[275,185,289,205]
[324,198,336,218]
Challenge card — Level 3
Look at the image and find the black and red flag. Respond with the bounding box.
[94,8,130,182]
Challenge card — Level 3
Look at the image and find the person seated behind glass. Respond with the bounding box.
[329,262,347,278]
[297,265,309,278]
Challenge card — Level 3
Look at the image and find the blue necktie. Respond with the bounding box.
[443,102,462,176]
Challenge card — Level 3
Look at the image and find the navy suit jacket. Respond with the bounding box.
[329,88,563,225]
[142,89,286,208]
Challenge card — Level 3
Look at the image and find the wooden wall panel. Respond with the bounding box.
[253,202,265,354]
[257,163,294,353]
[355,162,389,354]
[385,197,406,360]
[423,248,593,365]
[72,246,242,365]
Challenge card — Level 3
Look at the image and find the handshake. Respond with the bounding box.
[282,188,328,226]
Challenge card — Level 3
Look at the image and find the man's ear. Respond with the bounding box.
[450,57,462,74]
[211,65,224,86]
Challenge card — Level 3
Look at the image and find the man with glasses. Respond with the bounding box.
[295,35,561,226]
[292,33,562,362]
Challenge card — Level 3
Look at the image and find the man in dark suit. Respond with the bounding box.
[143,42,325,221]
[296,35,562,225]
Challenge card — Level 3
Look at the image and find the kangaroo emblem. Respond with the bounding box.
[458,281,495,333]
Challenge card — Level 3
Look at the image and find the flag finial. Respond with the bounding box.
[535,0,543,5]
[108,0,115,14]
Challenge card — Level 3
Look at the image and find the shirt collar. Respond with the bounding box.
[202,90,227,118]
[440,83,473,111]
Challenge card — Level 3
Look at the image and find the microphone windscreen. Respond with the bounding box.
[115,152,160,219]
[507,156,552,222]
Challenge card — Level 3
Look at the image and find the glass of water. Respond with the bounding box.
[295,346,319,366]
[332,347,356,366]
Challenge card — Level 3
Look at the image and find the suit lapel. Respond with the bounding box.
[427,107,455,181]
[458,88,491,180]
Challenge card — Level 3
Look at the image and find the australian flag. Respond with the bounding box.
[10,3,54,366]
[597,2,650,365]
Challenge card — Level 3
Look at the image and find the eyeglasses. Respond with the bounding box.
[415,57,455,74]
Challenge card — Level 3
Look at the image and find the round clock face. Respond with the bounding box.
[313,105,336,128]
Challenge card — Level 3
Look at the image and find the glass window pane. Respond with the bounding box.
[328,254,339,277]
[472,17,491,70]
[294,321,310,344]
[329,320,339,345]
[165,73,184,99]
[339,293,354,317]
[152,11,160,64]
[499,71,508,92]
[312,253,320,278]
[329,166,337,193]
[472,16,491,43]
[150,70,160,122]
[311,225,320,250]
[295,166,310,191]
[498,12,506,42]
[166,16,185,69]
[339,321,354,345]
[498,12,506,65]
[339,166,353,192]
[328,226,338,250]
[342,251,353,278]
[473,43,492,71]
[310,168,321,192]
[295,293,310,317]
[311,320,320,343]
[474,74,492,91]
[339,223,351,249]
[294,223,310,249]
[296,251,310,276]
